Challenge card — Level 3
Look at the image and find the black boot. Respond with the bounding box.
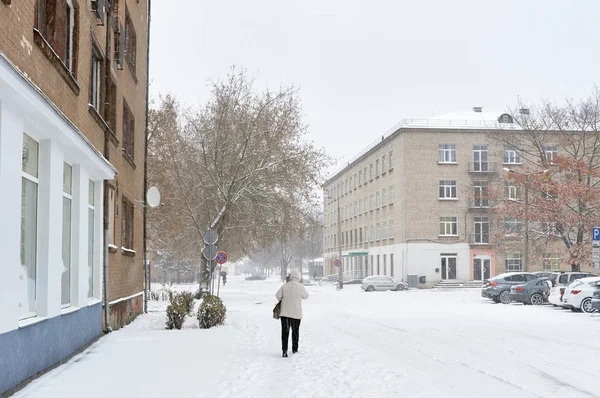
[282,352,288,358]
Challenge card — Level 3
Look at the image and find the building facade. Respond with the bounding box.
[323,110,571,287]
[0,0,148,393]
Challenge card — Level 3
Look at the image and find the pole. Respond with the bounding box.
[217,264,222,297]
[337,199,343,290]
[524,176,529,272]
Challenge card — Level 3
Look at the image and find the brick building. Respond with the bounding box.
[323,109,576,288]
[0,0,149,393]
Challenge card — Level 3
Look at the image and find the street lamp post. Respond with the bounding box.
[504,168,549,273]
[325,194,344,290]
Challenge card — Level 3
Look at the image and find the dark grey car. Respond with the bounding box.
[481,272,539,304]
[592,282,600,312]
[509,278,550,305]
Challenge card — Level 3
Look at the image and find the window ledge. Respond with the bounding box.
[19,315,48,329]
[439,235,459,238]
[61,306,80,315]
[33,29,81,95]
[439,198,459,201]
[108,243,119,253]
[122,150,137,169]
[503,163,523,166]
[89,104,110,130]
[122,247,136,256]
[88,298,102,307]
[438,162,458,165]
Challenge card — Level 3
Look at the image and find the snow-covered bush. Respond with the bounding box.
[197,294,227,329]
[166,292,195,330]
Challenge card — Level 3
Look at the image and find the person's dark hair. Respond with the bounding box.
[286,275,290,283]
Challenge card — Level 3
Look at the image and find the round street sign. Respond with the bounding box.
[203,244,218,260]
[203,229,218,245]
[216,251,228,265]
[334,258,342,267]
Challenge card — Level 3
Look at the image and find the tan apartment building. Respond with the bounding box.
[0,0,148,393]
[323,109,574,288]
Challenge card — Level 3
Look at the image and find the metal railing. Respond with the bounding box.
[468,162,499,173]
[469,197,494,209]
[469,233,491,245]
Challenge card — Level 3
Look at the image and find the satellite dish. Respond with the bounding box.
[147,187,161,208]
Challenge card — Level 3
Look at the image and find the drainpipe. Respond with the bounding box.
[142,0,152,314]
[102,0,114,334]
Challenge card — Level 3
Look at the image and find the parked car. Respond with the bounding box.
[547,272,597,307]
[592,282,600,312]
[361,276,408,292]
[481,272,539,304]
[245,274,267,281]
[509,278,551,305]
[562,276,600,313]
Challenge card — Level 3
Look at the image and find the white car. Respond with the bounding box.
[361,275,408,292]
[562,276,600,313]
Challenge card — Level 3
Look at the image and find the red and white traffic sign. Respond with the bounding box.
[216,251,228,265]
[334,258,342,267]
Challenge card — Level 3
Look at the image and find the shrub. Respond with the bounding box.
[165,292,195,330]
[197,294,227,329]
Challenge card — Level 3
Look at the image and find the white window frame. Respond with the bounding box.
[382,188,387,206]
[370,225,374,242]
[503,148,521,164]
[91,49,102,111]
[389,185,394,203]
[375,159,380,177]
[504,217,522,236]
[88,181,96,298]
[370,194,374,211]
[439,216,458,236]
[358,170,362,185]
[389,150,394,170]
[61,162,73,308]
[505,181,520,200]
[544,145,558,165]
[369,164,373,180]
[382,155,387,174]
[389,220,394,239]
[505,253,523,272]
[382,221,387,240]
[65,0,75,71]
[439,180,457,199]
[376,191,380,208]
[543,253,560,271]
[438,144,457,163]
[376,223,381,241]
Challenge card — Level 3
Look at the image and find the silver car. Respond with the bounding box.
[361,275,408,292]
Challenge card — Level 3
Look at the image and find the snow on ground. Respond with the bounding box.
[13,276,600,398]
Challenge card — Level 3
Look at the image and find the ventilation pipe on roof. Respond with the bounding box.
[473,107,483,113]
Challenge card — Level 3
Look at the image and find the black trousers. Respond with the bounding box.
[280,316,301,353]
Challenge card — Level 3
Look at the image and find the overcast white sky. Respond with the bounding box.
[150,0,600,171]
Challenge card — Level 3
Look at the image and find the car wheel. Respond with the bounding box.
[396,284,405,291]
[499,290,512,304]
[530,293,544,306]
[366,286,375,292]
[581,298,594,313]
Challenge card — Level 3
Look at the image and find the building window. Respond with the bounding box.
[363,196,367,213]
[389,186,394,203]
[473,144,489,172]
[383,254,387,275]
[474,216,490,244]
[61,163,73,307]
[543,253,560,271]
[390,254,394,277]
[107,78,117,132]
[358,170,362,185]
[122,100,135,161]
[376,191,380,208]
[21,134,40,318]
[377,255,380,274]
[370,194,374,211]
[370,225,374,242]
[389,150,394,170]
[439,180,457,199]
[389,220,394,238]
[382,222,387,240]
[359,227,363,243]
[88,181,96,297]
[124,9,137,70]
[90,47,103,112]
[36,0,79,74]
[544,145,558,165]
[382,155,387,173]
[121,196,134,250]
[438,144,456,163]
[440,216,458,236]
[504,217,522,235]
[345,179,348,194]
[505,180,520,200]
[349,176,353,191]
[375,159,380,176]
[473,181,489,207]
[369,164,373,180]
[382,188,387,206]
[505,253,523,271]
[353,173,357,189]
[503,147,521,164]
[498,114,513,124]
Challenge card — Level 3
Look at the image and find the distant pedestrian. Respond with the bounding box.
[221,271,227,286]
[276,270,309,357]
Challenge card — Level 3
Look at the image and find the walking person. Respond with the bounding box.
[276,270,309,357]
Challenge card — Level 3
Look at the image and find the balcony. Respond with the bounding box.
[469,198,494,210]
[468,162,498,174]
[469,233,491,245]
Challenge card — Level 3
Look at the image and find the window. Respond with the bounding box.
[370,225,374,242]
[503,148,521,164]
[345,179,348,194]
[389,186,395,203]
[383,254,387,275]
[358,199,362,213]
[474,216,490,244]
[505,180,520,200]
[376,191,380,208]
[440,217,458,236]
[439,144,456,163]
[359,228,363,243]
[122,100,135,161]
[354,173,357,189]
[370,194,374,211]
[363,167,368,183]
[88,181,95,297]
[505,253,523,271]
[121,196,135,250]
[382,155,387,173]
[376,223,381,240]
[377,255,380,274]
[439,180,457,199]
[358,170,362,185]
[498,114,513,124]
[544,145,558,165]
[107,79,117,132]
[90,47,103,112]
[382,222,387,240]
[382,188,387,206]
[504,217,522,235]
[473,181,489,207]
[390,254,394,277]
[389,150,394,170]
[349,176,353,191]
[363,196,367,213]
[61,163,73,307]
[376,159,380,176]
[124,9,137,70]
[369,164,373,180]
[543,253,560,271]
[473,145,489,172]
[21,134,39,318]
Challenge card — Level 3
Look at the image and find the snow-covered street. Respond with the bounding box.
[13,276,600,398]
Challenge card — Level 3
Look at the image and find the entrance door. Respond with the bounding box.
[441,255,457,280]
[473,257,491,280]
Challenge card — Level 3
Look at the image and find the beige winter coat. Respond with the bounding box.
[276,271,309,320]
